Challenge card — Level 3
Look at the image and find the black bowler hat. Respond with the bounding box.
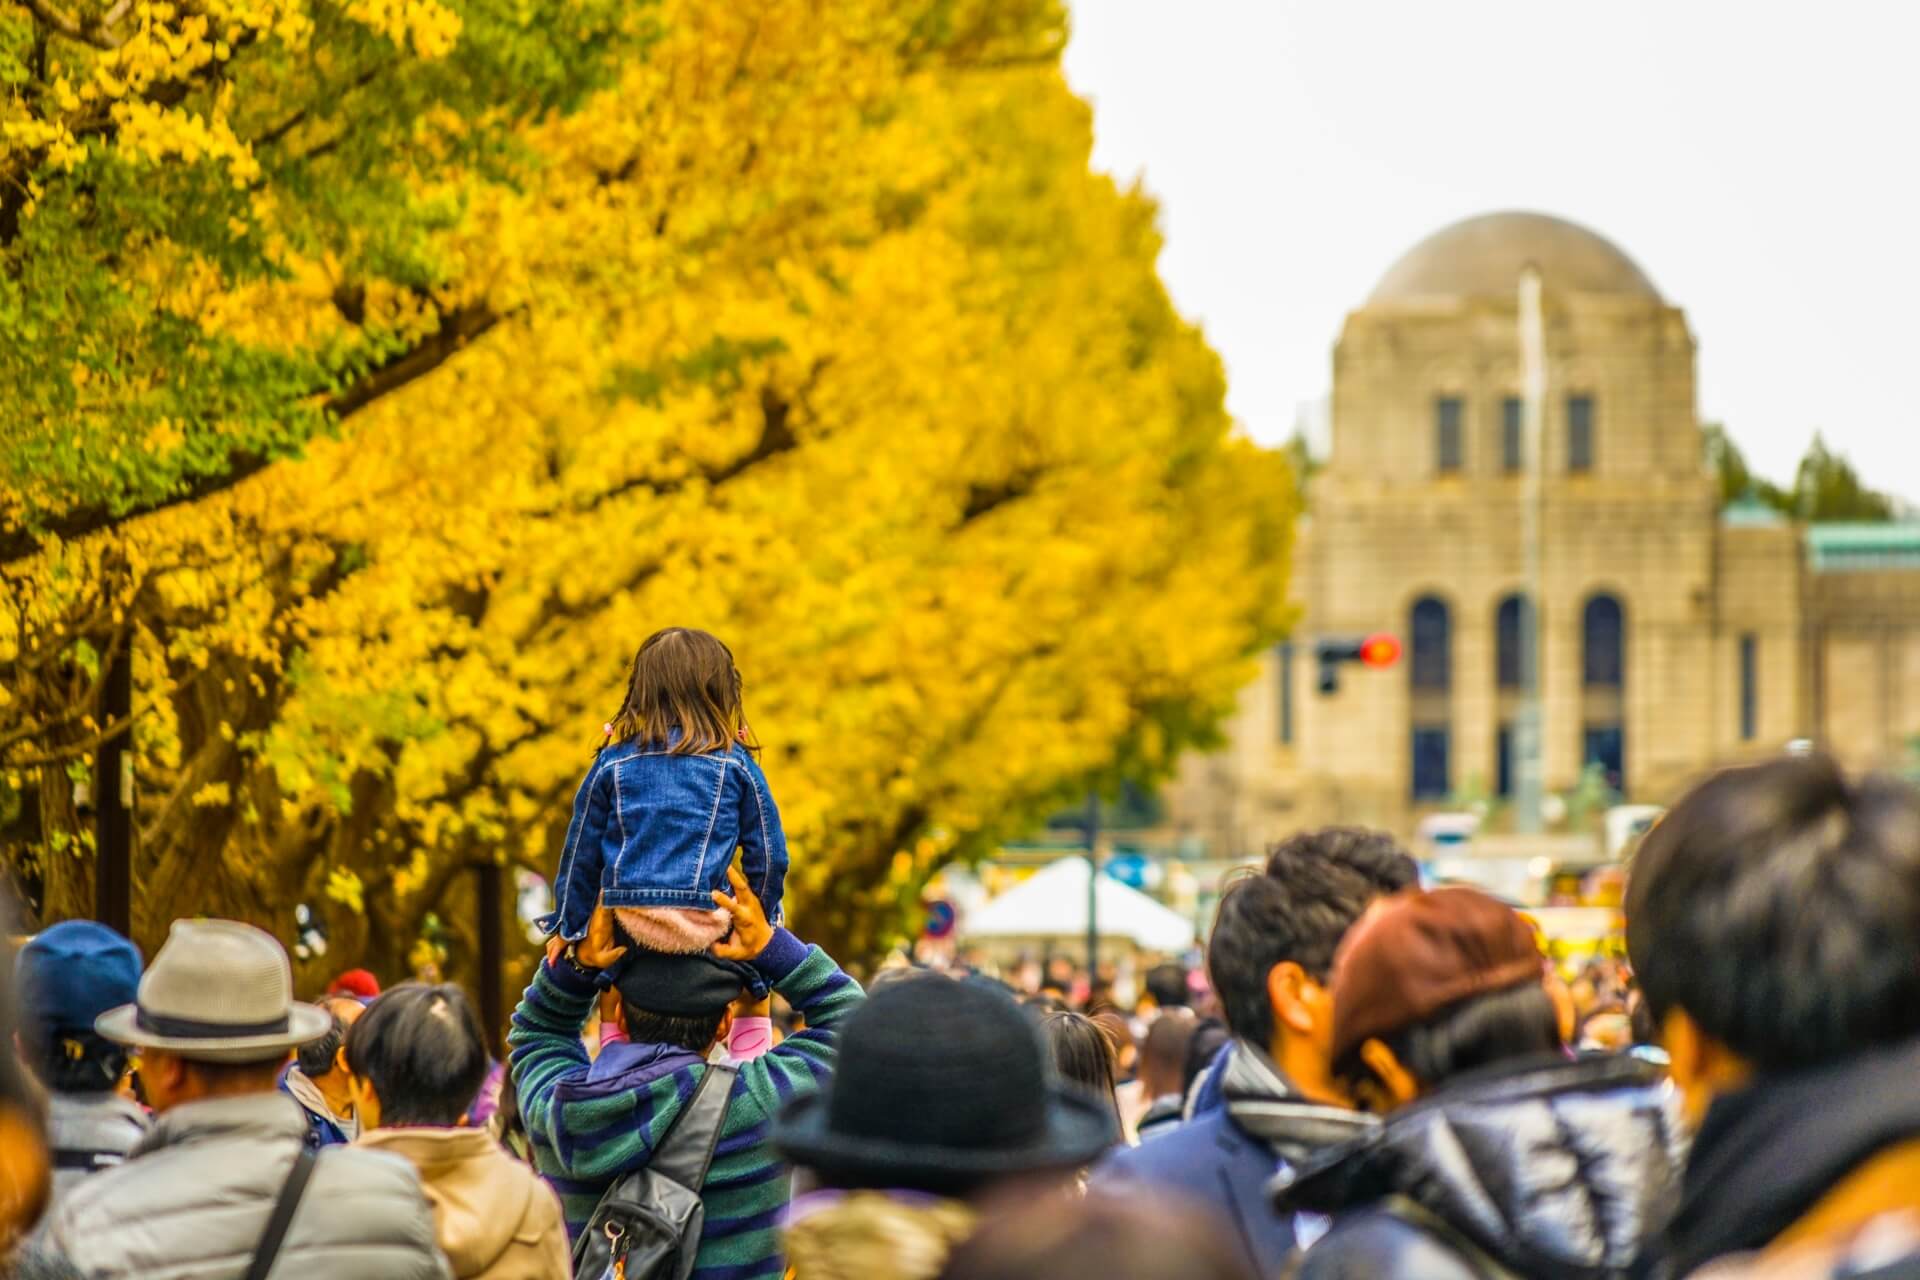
[772,978,1116,1194]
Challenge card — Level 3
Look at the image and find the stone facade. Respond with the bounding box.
[1166,212,1920,857]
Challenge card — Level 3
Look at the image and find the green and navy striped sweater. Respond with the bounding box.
[509,928,863,1280]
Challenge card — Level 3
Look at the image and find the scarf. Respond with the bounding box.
[784,1190,977,1280]
[1221,1041,1376,1164]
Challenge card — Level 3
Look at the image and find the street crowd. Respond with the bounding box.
[1,633,1919,1277]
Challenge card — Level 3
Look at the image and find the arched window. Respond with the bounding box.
[1495,594,1535,690]
[1410,596,1452,691]
[1582,593,1626,793]
[1583,595,1624,688]
[1409,596,1451,799]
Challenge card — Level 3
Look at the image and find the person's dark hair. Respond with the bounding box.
[1628,989,1658,1046]
[296,1008,348,1078]
[343,983,491,1127]
[1140,1012,1196,1097]
[1091,1011,1133,1060]
[1626,754,1920,1074]
[939,1191,1256,1280]
[490,1063,530,1161]
[1334,982,1563,1094]
[25,1028,129,1094]
[622,1003,730,1054]
[1183,1017,1230,1098]
[1208,827,1418,1049]
[1144,963,1189,1010]
[1042,1011,1120,1129]
[606,627,755,755]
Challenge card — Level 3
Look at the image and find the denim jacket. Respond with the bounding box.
[538,738,787,941]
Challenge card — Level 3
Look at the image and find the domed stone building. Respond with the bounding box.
[1167,211,1920,854]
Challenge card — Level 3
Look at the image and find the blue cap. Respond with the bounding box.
[17,920,143,1039]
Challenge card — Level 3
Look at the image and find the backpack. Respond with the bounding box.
[573,1063,738,1280]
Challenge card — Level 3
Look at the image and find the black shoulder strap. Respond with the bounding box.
[243,1148,319,1280]
[648,1064,737,1190]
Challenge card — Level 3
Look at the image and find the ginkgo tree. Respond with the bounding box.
[0,0,640,559]
[1,0,1295,979]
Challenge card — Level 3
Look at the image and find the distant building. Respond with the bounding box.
[1168,211,1920,856]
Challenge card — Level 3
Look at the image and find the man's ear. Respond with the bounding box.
[713,1007,737,1053]
[1359,1038,1421,1108]
[1662,1006,1749,1129]
[343,1069,380,1129]
[333,1045,350,1077]
[1266,961,1317,1036]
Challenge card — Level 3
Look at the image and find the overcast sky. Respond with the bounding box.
[1062,2,1919,500]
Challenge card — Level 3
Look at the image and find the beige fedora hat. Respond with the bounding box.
[95,919,332,1064]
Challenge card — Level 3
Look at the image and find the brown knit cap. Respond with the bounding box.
[1328,886,1544,1065]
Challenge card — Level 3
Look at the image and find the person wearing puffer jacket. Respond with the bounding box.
[346,982,569,1279]
[1278,888,1685,1280]
[35,920,450,1280]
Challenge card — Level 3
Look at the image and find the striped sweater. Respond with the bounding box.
[508,928,862,1280]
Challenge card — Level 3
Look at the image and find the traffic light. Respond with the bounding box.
[1315,632,1400,693]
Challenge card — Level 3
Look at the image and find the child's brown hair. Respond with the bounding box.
[606,628,755,755]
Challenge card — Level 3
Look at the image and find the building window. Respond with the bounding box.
[1582,594,1624,688]
[1582,592,1626,794]
[1410,596,1452,690]
[1567,395,1594,472]
[1739,633,1758,741]
[1502,397,1523,472]
[1496,723,1513,797]
[1584,726,1625,793]
[1495,594,1535,690]
[1412,727,1451,800]
[1435,397,1464,473]
[1276,641,1294,746]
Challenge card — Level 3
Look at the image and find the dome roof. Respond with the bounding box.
[1367,211,1661,305]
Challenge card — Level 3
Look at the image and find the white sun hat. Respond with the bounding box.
[95,919,333,1064]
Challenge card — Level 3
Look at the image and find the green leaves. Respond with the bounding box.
[1,0,653,559]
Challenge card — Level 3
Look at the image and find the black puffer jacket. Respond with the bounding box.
[1278,1054,1686,1280]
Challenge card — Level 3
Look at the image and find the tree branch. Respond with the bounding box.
[0,302,507,566]
[23,0,139,49]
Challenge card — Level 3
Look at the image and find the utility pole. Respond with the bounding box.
[1514,266,1547,834]
[94,646,133,935]
[1083,791,1099,981]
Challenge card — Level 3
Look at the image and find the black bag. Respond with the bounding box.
[572,1063,738,1280]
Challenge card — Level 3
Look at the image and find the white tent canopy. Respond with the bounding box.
[962,857,1196,953]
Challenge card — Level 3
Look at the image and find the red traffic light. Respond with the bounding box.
[1359,633,1401,668]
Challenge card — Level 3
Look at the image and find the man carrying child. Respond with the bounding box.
[509,865,864,1280]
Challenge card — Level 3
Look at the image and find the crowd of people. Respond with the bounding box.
[0,750,1918,1278]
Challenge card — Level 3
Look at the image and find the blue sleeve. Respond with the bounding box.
[733,749,787,916]
[732,929,864,1126]
[506,959,599,1158]
[537,755,613,940]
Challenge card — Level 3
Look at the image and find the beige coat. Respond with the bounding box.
[359,1127,569,1280]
